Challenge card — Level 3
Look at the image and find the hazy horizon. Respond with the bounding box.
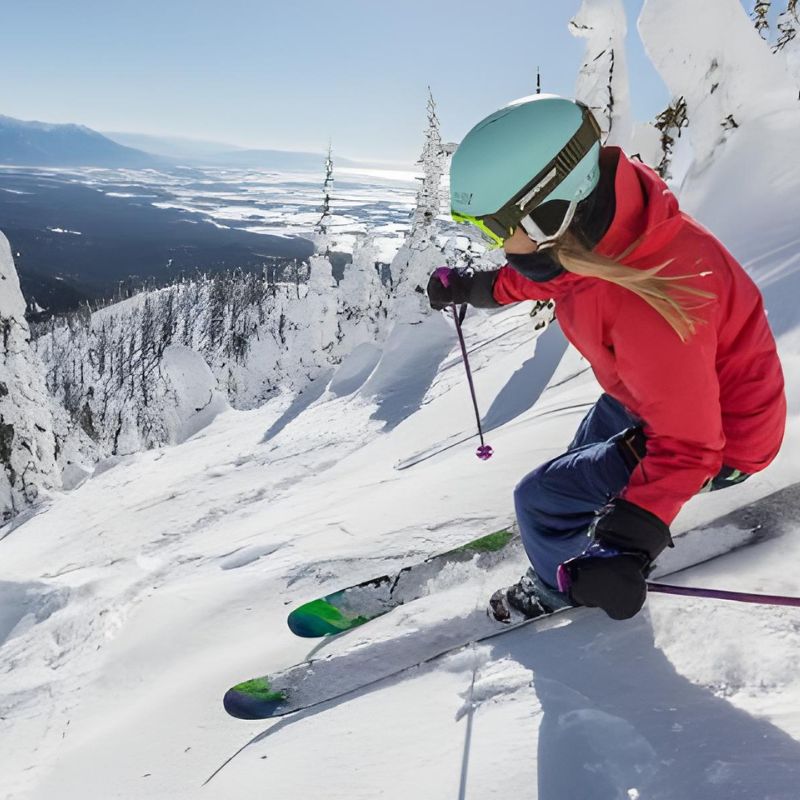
[1,1,777,162]
[3,0,669,163]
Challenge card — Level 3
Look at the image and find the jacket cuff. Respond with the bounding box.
[593,498,673,561]
[469,269,502,308]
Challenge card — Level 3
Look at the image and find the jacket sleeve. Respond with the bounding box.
[468,269,502,308]
[609,291,725,525]
[492,265,555,304]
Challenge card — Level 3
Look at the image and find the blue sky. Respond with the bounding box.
[1,1,757,163]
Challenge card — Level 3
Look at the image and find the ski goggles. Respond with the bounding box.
[451,102,601,249]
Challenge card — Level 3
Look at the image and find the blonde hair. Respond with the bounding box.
[550,232,716,342]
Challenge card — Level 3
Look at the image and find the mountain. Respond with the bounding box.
[0,115,165,168]
[101,131,248,161]
[195,148,360,171]
[105,131,364,170]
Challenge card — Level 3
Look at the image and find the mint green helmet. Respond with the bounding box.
[450,94,602,247]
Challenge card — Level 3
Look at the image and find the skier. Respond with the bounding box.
[427,95,786,621]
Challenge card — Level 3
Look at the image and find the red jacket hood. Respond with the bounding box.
[594,147,684,263]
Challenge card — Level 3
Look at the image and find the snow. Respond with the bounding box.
[639,0,797,164]
[2,1,800,797]
[159,345,230,443]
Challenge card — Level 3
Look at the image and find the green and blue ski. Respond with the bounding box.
[225,483,796,720]
[286,526,521,637]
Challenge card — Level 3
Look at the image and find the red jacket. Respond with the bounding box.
[493,148,786,525]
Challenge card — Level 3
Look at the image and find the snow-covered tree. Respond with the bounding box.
[654,96,689,179]
[774,1,800,86]
[570,0,633,148]
[338,235,388,348]
[639,0,797,167]
[775,0,798,49]
[390,88,449,321]
[314,144,335,255]
[0,231,59,521]
[752,0,772,38]
[411,87,446,242]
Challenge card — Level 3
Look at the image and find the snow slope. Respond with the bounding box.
[1,279,799,798]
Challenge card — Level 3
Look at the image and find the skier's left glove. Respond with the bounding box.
[426,267,501,310]
[556,499,673,620]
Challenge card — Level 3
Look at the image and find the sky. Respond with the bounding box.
[0,0,761,164]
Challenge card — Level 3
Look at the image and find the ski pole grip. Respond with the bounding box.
[434,266,452,288]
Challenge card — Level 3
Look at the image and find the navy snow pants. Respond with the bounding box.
[515,393,747,592]
[515,394,638,590]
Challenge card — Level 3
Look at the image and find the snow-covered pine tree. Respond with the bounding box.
[389,87,448,320]
[314,144,334,255]
[775,0,798,50]
[654,96,689,179]
[0,231,59,521]
[411,87,446,247]
[774,1,800,86]
[337,235,387,349]
[752,0,772,38]
[639,0,796,169]
[570,0,633,149]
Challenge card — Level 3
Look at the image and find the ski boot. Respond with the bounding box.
[489,567,574,623]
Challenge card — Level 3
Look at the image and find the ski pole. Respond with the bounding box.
[450,302,492,460]
[433,266,493,460]
[647,582,800,608]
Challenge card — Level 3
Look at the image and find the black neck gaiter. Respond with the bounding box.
[505,250,565,283]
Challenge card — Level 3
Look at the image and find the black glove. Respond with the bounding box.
[426,267,501,311]
[557,499,673,620]
[426,267,474,310]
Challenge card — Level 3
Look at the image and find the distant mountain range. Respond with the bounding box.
[103,131,361,171]
[0,115,164,168]
[0,115,371,172]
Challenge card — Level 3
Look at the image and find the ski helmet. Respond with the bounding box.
[450,95,602,248]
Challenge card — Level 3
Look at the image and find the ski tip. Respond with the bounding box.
[287,599,367,638]
[223,678,287,720]
[287,610,333,638]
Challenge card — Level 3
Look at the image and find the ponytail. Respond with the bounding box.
[550,232,715,342]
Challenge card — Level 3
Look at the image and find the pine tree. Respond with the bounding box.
[411,86,446,246]
[314,143,334,254]
[752,0,771,38]
[774,0,798,51]
[653,97,689,180]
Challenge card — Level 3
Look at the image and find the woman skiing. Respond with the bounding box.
[427,95,786,621]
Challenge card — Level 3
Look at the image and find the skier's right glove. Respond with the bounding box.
[556,499,673,620]
[426,267,501,310]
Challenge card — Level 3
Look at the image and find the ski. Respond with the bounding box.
[286,526,522,637]
[225,485,795,720]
